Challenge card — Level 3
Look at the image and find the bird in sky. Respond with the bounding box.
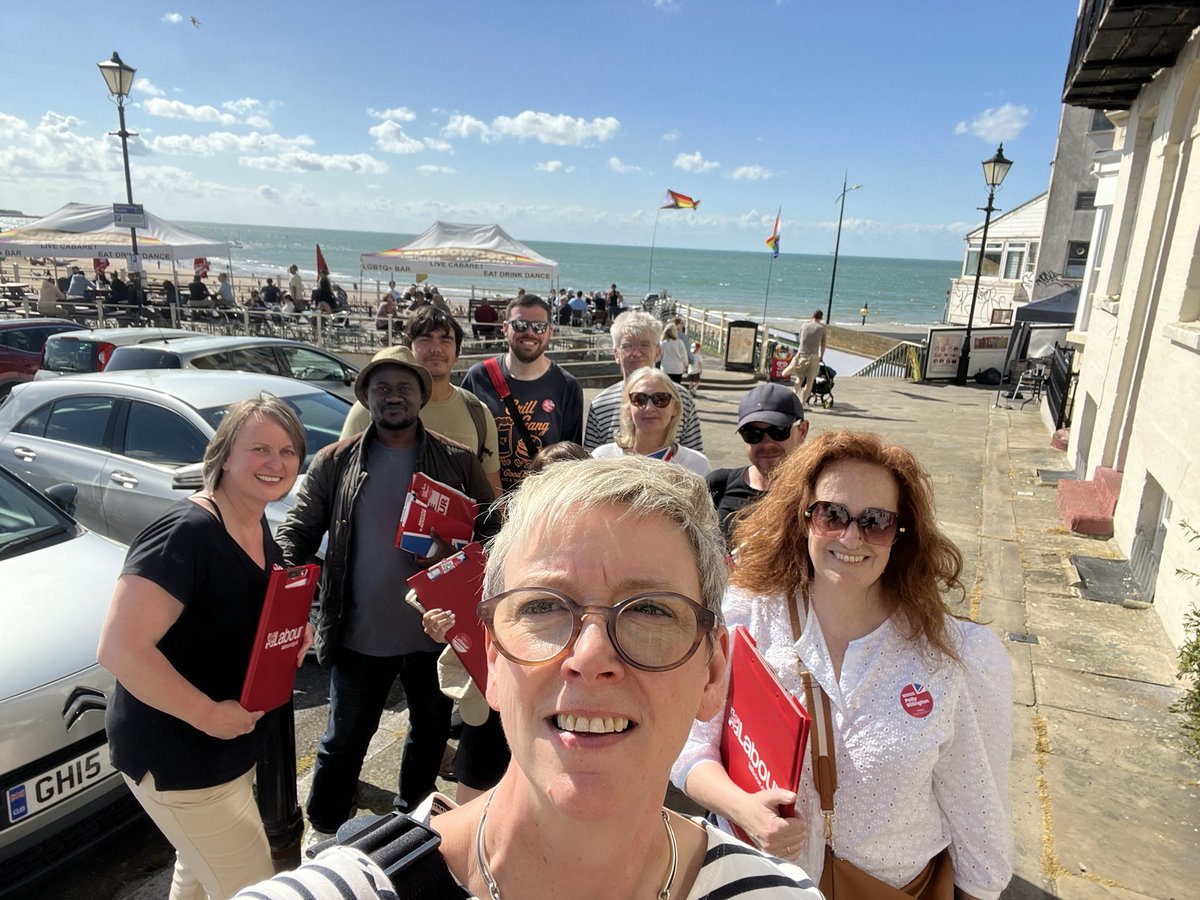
[190,16,201,27]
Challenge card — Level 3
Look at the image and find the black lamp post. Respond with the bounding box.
[825,173,862,325]
[956,144,1013,385]
[97,52,140,300]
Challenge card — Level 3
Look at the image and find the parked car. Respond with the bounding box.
[36,327,201,379]
[103,336,360,402]
[0,319,83,398]
[0,370,350,545]
[0,463,133,887]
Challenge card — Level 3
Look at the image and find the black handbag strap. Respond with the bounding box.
[329,812,470,898]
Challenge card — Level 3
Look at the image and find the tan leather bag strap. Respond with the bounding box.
[789,590,838,847]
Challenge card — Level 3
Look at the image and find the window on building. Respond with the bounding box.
[1065,241,1090,279]
[1075,191,1096,210]
[1090,109,1115,133]
[1003,242,1027,280]
[1026,241,1040,276]
[964,241,1003,277]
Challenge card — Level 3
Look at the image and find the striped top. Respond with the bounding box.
[234,819,820,899]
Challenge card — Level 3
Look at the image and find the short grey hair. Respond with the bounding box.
[201,395,306,494]
[610,310,661,346]
[483,455,727,624]
[616,367,682,451]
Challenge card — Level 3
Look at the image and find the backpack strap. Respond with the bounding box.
[456,386,492,462]
[327,812,470,899]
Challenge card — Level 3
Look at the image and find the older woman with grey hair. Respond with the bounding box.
[591,367,711,476]
[98,395,313,900]
[412,456,819,899]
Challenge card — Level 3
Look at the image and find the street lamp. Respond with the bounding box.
[97,52,140,299]
[825,173,862,325]
[956,143,1013,385]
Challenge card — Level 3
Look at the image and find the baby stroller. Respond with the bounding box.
[806,362,836,408]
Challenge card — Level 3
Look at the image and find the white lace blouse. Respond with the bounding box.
[671,585,1014,899]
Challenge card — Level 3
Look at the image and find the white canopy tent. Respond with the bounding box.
[360,221,558,284]
[0,202,230,262]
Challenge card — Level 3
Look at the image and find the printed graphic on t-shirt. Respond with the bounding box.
[494,397,553,486]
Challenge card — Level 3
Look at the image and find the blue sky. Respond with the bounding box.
[2,1,1083,260]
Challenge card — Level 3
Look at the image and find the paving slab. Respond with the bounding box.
[1041,707,1200,784]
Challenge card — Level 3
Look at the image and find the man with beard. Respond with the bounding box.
[461,294,584,490]
[276,347,498,845]
[707,383,809,546]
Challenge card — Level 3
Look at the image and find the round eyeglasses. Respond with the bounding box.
[477,587,716,672]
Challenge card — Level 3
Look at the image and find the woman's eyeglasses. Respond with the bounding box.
[804,500,905,545]
[478,587,716,672]
[630,392,673,409]
[738,423,793,444]
[507,319,550,334]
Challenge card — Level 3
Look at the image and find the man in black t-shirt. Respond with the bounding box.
[461,295,584,491]
[707,383,809,546]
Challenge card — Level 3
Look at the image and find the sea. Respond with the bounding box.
[2,215,958,328]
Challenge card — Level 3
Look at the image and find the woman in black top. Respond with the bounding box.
[98,395,312,900]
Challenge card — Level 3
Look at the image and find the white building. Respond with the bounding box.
[947,193,1045,326]
[1061,0,1200,645]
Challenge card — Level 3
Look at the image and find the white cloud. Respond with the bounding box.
[443,114,493,141]
[256,185,281,202]
[535,160,574,173]
[608,156,641,174]
[221,98,273,129]
[662,130,680,141]
[674,151,719,174]
[148,131,315,156]
[417,165,455,175]
[954,103,1029,142]
[0,112,116,179]
[239,150,388,174]
[161,12,183,24]
[369,120,424,154]
[731,165,773,181]
[368,106,417,122]
[0,111,29,138]
[422,137,453,152]
[134,77,165,97]
[142,98,239,126]
[492,111,619,146]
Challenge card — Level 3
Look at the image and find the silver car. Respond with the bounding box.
[0,465,130,884]
[0,370,350,545]
[103,335,360,402]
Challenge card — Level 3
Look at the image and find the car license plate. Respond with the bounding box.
[6,746,115,824]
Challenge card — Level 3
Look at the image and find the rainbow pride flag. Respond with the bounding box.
[765,208,781,258]
[660,189,699,210]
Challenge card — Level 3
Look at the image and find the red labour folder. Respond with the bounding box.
[720,626,811,843]
[406,543,488,691]
[240,564,320,713]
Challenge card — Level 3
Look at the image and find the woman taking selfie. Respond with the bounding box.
[674,431,1013,899]
[591,367,710,476]
[99,396,313,900]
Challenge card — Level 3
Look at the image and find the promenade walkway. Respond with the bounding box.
[122,371,1198,900]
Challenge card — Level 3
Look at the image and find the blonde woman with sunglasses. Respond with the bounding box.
[591,367,710,476]
[672,431,1013,899]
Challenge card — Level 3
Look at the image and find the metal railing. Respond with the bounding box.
[856,341,924,379]
[1047,343,1077,429]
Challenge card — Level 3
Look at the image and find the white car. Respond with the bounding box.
[0,465,130,886]
[0,370,350,545]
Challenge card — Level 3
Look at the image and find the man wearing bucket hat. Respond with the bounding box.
[707,382,810,546]
[276,346,499,847]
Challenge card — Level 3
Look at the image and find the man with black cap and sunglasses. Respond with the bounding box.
[707,382,809,545]
[462,294,584,491]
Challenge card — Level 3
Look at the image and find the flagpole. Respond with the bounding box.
[647,206,662,296]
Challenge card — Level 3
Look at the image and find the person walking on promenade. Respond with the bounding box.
[707,383,809,546]
[276,348,499,846]
[288,265,305,313]
[461,294,583,491]
[98,396,312,900]
[783,310,827,405]
[591,367,710,476]
[674,430,1013,899]
[584,310,704,452]
[660,322,689,384]
[340,306,503,498]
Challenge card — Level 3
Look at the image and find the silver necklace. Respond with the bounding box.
[473,789,679,900]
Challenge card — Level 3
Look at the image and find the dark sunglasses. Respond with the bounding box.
[507,319,550,334]
[738,423,793,444]
[804,500,905,546]
[630,391,673,409]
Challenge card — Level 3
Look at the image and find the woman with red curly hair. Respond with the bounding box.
[672,430,1012,899]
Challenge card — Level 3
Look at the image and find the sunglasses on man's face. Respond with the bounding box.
[738,423,793,444]
[804,500,904,545]
[630,392,673,409]
[507,319,550,334]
